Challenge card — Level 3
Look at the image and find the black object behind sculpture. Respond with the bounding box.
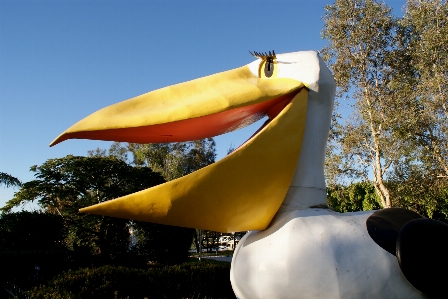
[366,208,422,255]
[397,218,448,298]
[367,208,448,298]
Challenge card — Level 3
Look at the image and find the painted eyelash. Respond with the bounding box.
[249,50,276,61]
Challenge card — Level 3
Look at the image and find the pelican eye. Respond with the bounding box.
[263,57,276,78]
[249,50,278,79]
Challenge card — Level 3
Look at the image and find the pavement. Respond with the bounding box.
[202,256,233,262]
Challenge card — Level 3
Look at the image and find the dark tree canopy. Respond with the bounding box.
[1,155,189,261]
[0,211,66,252]
[131,222,196,265]
[4,155,198,264]
[2,155,165,214]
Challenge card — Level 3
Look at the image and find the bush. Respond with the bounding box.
[0,211,66,252]
[0,249,72,290]
[28,262,235,299]
[327,182,381,212]
[132,222,196,265]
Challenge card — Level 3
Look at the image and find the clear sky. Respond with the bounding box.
[0,0,406,208]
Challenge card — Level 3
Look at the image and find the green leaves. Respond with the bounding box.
[322,0,447,213]
[322,0,398,207]
[328,182,381,213]
[1,155,167,258]
[0,172,21,188]
[3,155,165,214]
[126,138,216,181]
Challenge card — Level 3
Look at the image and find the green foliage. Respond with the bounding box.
[328,177,448,221]
[0,250,72,289]
[106,140,217,257]
[28,263,235,299]
[127,138,216,180]
[88,143,129,163]
[389,0,448,178]
[0,155,195,267]
[321,0,448,212]
[1,155,166,258]
[2,155,165,214]
[328,182,381,213]
[0,156,200,295]
[389,160,448,220]
[384,1,448,223]
[0,171,21,188]
[321,0,398,208]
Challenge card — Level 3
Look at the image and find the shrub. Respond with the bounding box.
[327,182,381,212]
[0,249,72,290]
[28,262,235,299]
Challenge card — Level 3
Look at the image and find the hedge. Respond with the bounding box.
[0,249,72,290]
[28,263,235,299]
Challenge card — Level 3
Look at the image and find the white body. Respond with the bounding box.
[230,209,426,298]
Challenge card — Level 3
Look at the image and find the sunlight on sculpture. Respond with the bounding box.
[52,51,446,298]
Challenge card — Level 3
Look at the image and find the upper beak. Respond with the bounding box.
[51,66,302,146]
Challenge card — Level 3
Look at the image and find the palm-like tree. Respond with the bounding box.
[0,172,21,188]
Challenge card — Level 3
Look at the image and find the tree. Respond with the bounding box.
[88,143,129,163]
[88,138,218,260]
[321,0,400,208]
[0,172,21,188]
[131,222,195,265]
[322,0,448,216]
[324,101,345,187]
[398,0,448,177]
[389,157,448,220]
[375,0,447,218]
[387,0,447,189]
[327,181,382,213]
[129,138,216,181]
[2,155,165,258]
[0,211,66,252]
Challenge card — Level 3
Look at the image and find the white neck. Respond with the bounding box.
[279,53,335,212]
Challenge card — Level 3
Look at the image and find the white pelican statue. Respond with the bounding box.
[51,51,446,298]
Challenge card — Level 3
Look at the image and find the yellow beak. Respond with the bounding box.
[53,65,307,232]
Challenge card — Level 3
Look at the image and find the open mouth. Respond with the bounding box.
[51,64,308,233]
[55,94,299,169]
[51,91,295,146]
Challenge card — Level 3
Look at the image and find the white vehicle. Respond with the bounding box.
[218,236,231,244]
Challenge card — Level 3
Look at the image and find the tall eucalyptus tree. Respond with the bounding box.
[391,0,448,178]
[321,0,398,208]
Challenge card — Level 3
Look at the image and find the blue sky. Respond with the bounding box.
[0,0,406,208]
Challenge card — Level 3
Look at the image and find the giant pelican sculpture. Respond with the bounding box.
[51,51,446,298]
